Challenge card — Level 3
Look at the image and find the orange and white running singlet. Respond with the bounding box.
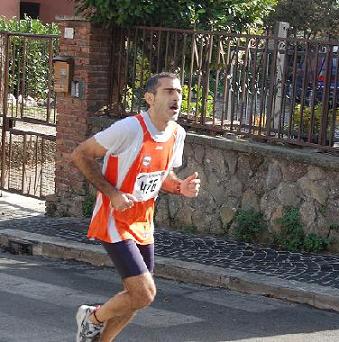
[87,112,185,245]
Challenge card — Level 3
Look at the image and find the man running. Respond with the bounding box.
[71,72,200,342]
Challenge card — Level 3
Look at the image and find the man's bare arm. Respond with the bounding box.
[71,137,117,198]
[71,137,136,210]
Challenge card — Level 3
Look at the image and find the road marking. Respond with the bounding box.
[232,330,339,342]
[0,271,203,328]
[131,307,203,328]
[0,311,73,342]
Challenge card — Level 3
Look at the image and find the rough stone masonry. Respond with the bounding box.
[83,116,339,252]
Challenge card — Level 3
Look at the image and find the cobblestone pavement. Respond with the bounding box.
[1,191,339,290]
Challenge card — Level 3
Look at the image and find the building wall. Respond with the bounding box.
[27,0,74,23]
[0,0,19,18]
[0,0,74,23]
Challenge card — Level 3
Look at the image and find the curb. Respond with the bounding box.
[1,228,339,313]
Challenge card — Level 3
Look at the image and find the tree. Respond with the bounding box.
[76,0,277,33]
[265,0,339,38]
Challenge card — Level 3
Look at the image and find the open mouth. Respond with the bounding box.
[169,104,179,111]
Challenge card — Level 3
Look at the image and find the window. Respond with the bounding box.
[20,2,40,19]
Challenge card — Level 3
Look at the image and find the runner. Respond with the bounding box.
[71,72,200,342]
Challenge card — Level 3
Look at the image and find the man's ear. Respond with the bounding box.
[144,92,154,107]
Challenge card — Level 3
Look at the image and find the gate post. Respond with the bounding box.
[1,32,10,190]
[46,17,113,216]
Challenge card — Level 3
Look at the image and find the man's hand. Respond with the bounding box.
[110,191,137,211]
[180,172,200,198]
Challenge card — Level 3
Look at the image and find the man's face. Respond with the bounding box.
[146,77,182,122]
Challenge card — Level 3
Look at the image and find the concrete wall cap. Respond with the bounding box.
[56,16,88,22]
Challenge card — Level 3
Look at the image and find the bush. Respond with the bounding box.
[275,207,331,252]
[293,104,322,134]
[274,207,305,251]
[0,15,59,34]
[181,85,214,119]
[303,233,330,253]
[234,209,267,242]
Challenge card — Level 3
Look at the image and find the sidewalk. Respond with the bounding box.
[1,191,339,312]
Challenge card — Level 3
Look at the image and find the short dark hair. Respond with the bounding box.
[144,72,179,94]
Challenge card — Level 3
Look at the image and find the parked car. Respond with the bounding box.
[286,48,339,108]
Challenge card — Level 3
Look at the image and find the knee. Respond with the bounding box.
[129,285,156,310]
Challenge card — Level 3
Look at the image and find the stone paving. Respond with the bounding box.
[1,191,339,290]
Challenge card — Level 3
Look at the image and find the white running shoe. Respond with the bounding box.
[76,305,103,342]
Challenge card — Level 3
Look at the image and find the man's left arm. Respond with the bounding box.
[161,170,200,198]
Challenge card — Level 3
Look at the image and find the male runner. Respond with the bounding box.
[71,72,200,342]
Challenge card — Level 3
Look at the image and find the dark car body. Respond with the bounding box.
[287,51,339,108]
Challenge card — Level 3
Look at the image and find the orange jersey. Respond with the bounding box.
[88,114,180,245]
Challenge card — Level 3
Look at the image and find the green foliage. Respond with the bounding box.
[0,16,59,100]
[234,209,267,242]
[293,104,322,134]
[181,85,214,118]
[275,207,331,252]
[181,224,198,234]
[275,207,305,251]
[265,0,339,38]
[303,233,331,253]
[0,15,59,34]
[76,0,277,32]
[124,54,152,112]
[292,104,339,143]
[82,193,96,218]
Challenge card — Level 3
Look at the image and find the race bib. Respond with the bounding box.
[133,171,166,201]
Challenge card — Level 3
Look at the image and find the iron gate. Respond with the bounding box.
[0,32,58,199]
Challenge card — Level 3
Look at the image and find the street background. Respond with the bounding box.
[1,249,339,342]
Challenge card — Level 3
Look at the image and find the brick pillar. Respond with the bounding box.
[46,17,112,217]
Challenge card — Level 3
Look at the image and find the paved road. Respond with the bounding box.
[1,249,339,342]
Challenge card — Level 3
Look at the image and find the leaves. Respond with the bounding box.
[234,209,267,242]
[0,14,59,34]
[274,207,331,252]
[265,0,339,38]
[75,0,277,33]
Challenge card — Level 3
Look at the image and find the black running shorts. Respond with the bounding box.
[101,239,154,279]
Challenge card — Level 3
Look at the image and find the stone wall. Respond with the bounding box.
[86,116,339,252]
[161,135,339,236]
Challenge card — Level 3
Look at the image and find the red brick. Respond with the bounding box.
[54,18,113,216]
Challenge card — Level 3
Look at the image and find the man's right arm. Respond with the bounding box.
[71,137,135,211]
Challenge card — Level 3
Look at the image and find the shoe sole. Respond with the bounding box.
[75,306,86,342]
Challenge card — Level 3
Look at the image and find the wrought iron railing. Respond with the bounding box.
[111,26,339,150]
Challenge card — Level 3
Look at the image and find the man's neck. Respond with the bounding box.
[147,110,168,131]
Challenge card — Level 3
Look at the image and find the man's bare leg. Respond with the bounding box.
[90,272,156,341]
[99,312,135,342]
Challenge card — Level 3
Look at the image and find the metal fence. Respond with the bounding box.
[0,32,58,198]
[111,26,339,150]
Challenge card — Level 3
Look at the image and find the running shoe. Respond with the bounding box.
[76,304,103,342]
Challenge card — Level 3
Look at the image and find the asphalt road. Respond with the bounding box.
[1,248,339,342]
